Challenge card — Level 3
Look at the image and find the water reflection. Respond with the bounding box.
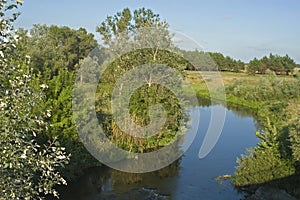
[55,161,180,200]
[54,105,258,200]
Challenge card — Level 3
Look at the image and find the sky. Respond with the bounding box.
[15,0,300,63]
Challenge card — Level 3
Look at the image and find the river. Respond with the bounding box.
[55,105,258,200]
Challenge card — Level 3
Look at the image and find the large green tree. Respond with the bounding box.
[17,24,98,78]
[94,8,189,153]
[15,25,101,179]
[97,8,169,48]
[0,1,69,199]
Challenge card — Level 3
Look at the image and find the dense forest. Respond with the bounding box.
[183,50,297,75]
[1,1,299,199]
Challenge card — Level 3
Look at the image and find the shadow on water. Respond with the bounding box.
[236,174,300,199]
[49,104,259,200]
[52,162,180,200]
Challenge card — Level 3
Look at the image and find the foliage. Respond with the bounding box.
[228,72,300,189]
[97,7,169,49]
[181,50,215,71]
[294,72,300,80]
[255,118,280,152]
[234,117,295,187]
[181,50,245,72]
[0,58,70,200]
[0,1,70,199]
[247,58,262,75]
[247,54,296,75]
[226,74,300,102]
[209,52,245,72]
[16,24,98,78]
[15,24,100,180]
[182,51,297,74]
[289,118,300,162]
[43,69,100,179]
[95,8,188,153]
[0,0,22,59]
[234,148,295,186]
[95,48,188,153]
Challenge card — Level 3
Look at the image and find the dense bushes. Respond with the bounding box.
[15,24,100,180]
[95,49,187,153]
[234,148,295,186]
[234,119,296,186]
[226,75,300,102]
[228,74,300,194]
[289,119,300,163]
[0,1,70,198]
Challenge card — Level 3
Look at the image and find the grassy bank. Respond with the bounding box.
[187,71,298,118]
[186,71,300,198]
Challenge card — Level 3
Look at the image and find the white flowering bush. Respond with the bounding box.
[0,1,70,199]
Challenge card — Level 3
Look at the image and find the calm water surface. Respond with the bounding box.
[56,105,258,200]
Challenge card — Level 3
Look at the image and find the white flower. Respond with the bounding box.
[40,84,48,89]
[20,154,27,159]
[23,74,29,79]
[46,110,51,117]
[0,51,4,58]
[0,102,6,108]
[57,155,66,160]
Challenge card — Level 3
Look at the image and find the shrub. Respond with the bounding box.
[289,119,300,162]
[234,148,295,186]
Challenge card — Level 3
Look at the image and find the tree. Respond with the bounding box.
[97,8,169,48]
[248,54,297,75]
[0,0,69,199]
[16,24,98,78]
[182,50,216,71]
[234,119,296,186]
[208,52,244,72]
[282,54,297,75]
[94,8,190,153]
[43,68,100,179]
[247,57,261,75]
[14,25,102,179]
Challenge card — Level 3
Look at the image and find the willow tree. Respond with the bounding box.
[93,8,190,153]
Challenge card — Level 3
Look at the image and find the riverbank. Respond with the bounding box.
[186,71,300,199]
[49,105,258,200]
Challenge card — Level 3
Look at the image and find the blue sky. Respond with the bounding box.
[15,0,300,63]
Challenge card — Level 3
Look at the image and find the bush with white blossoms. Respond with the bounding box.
[0,1,70,199]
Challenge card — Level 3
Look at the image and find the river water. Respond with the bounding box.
[56,105,258,200]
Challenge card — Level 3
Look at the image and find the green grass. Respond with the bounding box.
[185,71,300,198]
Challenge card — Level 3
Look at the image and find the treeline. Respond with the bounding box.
[182,50,297,75]
[183,50,245,72]
[248,54,297,75]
